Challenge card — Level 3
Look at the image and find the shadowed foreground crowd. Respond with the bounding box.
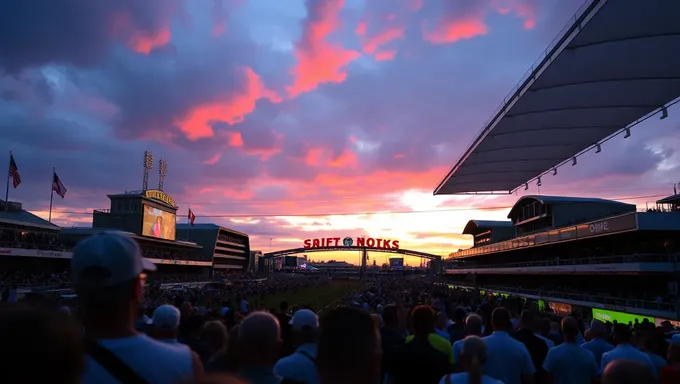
[1,231,679,384]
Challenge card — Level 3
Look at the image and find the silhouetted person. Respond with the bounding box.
[0,304,84,384]
[317,306,382,384]
[601,359,655,384]
[237,311,282,383]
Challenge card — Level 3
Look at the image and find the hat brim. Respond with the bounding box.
[142,257,157,272]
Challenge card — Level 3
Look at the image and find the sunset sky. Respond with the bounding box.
[2,0,680,266]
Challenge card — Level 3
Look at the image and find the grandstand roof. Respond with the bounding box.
[656,194,680,205]
[0,208,60,231]
[434,0,680,195]
[507,195,635,220]
[462,220,513,235]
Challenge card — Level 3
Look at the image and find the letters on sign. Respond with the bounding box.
[303,237,400,250]
[589,221,609,233]
[144,189,176,207]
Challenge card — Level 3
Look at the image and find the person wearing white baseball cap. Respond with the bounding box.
[151,304,183,345]
[274,309,320,384]
[71,231,203,384]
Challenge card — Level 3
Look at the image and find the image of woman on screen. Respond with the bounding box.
[152,216,163,238]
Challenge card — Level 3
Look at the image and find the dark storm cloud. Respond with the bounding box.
[0,0,182,72]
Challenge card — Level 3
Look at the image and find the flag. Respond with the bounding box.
[52,171,67,198]
[9,154,20,188]
[188,209,196,225]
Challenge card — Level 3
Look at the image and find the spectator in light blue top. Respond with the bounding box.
[440,336,503,384]
[452,313,483,363]
[151,304,183,345]
[581,319,614,368]
[543,317,598,384]
[274,309,319,384]
[435,312,451,342]
[600,324,656,377]
[482,307,535,384]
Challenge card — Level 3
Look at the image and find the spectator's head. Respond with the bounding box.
[667,335,680,363]
[519,310,535,330]
[464,313,483,336]
[459,336,487,379]
[151,305,181,340]
[435,311,448,329]
[202,321,229,356]
[612,323,632,345]
[318,306,381,384]
[70,231,156,334]
[561,317,580,342]
[237,311,281,366]
[453,307,466,323]
[290,309,319,345]
[279,301,288,312]
[601,359,654,384]
[381,305,398,328]
[491,307,512,332]
[411,305,436,336]
[0,304,84,384]
[589,319,605,338]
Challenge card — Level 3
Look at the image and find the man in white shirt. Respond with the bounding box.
[600,324,655,377]
[482,308,535,384]
[151,305,185,345]
[71,231,204,384]
[275,309,320,384]
[581,319,614,368]
[543,317,598,384]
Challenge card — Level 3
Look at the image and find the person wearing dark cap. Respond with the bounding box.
[71,231,204,384]
[600,323,655,377]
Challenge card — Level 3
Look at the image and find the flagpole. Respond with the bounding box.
[48,167,55,223]
[186,205,190,241]
[4,151,11,209]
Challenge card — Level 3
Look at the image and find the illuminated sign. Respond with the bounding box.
[303,237,400,249]
[144,189,176,208]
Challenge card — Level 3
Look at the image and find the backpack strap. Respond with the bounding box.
[85,340,148,384]
[297,350,316,363]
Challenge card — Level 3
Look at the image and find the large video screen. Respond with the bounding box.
[142,204,176,241]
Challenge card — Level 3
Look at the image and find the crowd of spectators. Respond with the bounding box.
[2,231,680,384]
[0,227,67,250]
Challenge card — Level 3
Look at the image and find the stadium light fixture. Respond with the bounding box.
[524,183,528,191]
[661,106,668,120]
[595,144,602,153]
[537,177,542,187]
[552,167,557,176]
[624,128,631,138]
[143,151,154,169]
[572,157,577,166]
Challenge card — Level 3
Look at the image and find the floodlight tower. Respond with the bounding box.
[142,151,154,191]
[158,159,168,191]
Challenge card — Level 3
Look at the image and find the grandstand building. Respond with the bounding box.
[445,194,680,323]
[176,224,250,271]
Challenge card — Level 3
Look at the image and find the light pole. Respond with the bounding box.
[269,238,272,252]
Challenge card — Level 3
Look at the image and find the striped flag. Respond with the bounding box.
[188,209,196,225]
[9,154,20,188]
[52,171,67,198]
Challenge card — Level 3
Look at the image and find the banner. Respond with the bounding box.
[0,248,72,259]
[576,213,637,239]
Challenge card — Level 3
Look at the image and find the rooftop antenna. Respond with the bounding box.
[158,159,168,191]
[142,151,154,191]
